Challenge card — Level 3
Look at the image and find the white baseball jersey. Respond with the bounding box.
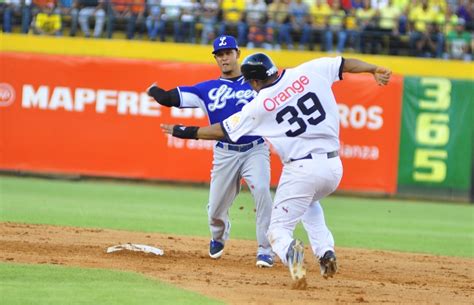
[222,56,343,163]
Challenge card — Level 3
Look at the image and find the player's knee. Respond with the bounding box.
[208,216,225,226]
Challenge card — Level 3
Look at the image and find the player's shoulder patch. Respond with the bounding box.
[223,112,242,131]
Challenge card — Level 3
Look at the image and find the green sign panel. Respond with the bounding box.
[398,77,473,192]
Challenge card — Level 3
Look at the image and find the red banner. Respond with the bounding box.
[333,74,403,193]
[0,52,403,193]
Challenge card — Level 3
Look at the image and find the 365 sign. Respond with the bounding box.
[413,78,450,182]
[398,77,473,195]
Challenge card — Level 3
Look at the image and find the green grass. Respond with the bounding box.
[0,263,223,305]
[1,175,473,257]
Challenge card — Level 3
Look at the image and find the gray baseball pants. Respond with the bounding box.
[207,140,273,256]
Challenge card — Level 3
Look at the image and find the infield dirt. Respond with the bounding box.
[1,222,473,304]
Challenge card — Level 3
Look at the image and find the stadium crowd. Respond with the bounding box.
[1,0,473,60]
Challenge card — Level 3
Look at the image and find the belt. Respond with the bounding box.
[216,138,264,152]
[289,151,339,162]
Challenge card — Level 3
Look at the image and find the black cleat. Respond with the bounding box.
[319,250,337,279]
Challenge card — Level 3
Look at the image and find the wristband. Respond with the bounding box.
[172,125,199,139]
[148,86,165,99]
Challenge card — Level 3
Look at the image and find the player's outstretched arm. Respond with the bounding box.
[146,83,181,107]
[161,123,226,140]
[342,58,392,86]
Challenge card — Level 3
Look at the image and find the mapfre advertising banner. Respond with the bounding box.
[0,52,403,193]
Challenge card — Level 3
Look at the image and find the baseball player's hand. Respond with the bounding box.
[146,82,162,96]
[160,124,174,135]
[373,67,391,86]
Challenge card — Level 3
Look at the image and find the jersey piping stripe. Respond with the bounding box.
[261,70,287,91]
[220,121,233,143]
[219,75,244,83]
[338,57,345,80]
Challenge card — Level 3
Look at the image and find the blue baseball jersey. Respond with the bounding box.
[177,75,262,145]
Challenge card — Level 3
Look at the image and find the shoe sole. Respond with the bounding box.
[288,240,307,290]
[256,260,273,268]
[209,249,224,259]
[320,256,337,279]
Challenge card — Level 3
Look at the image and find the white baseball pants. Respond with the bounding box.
[267,153,343,265]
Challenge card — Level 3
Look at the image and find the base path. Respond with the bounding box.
[1,222,473,304]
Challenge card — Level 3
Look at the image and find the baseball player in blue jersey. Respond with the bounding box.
[147,35,274,268]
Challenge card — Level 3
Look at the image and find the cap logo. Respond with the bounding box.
[266,66,278,76]
[218,36,227,47]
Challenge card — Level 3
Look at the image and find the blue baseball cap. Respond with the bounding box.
[212,35,239,54]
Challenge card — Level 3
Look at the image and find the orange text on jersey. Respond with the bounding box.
[263,75,310,112]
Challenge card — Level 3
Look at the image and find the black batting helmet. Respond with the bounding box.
[241,53,278,81]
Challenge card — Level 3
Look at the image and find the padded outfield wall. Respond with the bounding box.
[1,34,473,201]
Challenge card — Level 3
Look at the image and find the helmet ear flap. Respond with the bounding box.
[241,53,277,82]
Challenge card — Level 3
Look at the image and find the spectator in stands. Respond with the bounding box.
[219,0,246,45]
[408,0,439,56]
[370,0,388,10]
[266,0,290,50]
[438,5,459,35]
[199,0,218,44]
[348,0,364,51]
[344,7,361,51]
[392,0,408,11]
[245,0,270,48]
[378,0,401,33]
[415,21,444,57]
[177,0,199,43]
[324,0,347,52]
[77,0,105,38]
[146,0,165,41]
[274,0,294,50]
[357,0,377,53]
[378,0,402,54]
[287,0,312,50]
[444,18,472,60]
[396,2,409,34]
[247,20,273,49]
[310,0,331,51]
[33,0,56,18]
[33,0,55,11]
[351,0,363,9]
[327,0,352,11]
[456,0,472,29]
[243,0,271,49]
[430,0,446,14]
[160,0,184,42]
[106,0,145,39]
[3,0,33,33]
[32,2,61,35]
[246,0,267,27]
[56,0,79,36]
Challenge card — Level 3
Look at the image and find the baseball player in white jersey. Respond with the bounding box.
[161,53,392,288]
